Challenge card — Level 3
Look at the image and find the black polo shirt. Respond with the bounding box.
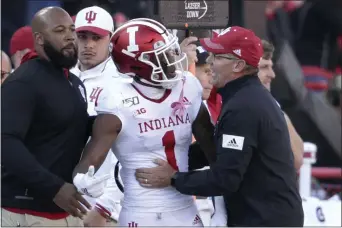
[174,74,304,226]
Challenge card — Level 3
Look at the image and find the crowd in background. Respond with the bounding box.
[265,0,341,108]
[2,0,341,201]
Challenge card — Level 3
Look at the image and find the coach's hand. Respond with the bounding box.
[135,159,177,188]
[53,183,91,219]
[73,166,111,198]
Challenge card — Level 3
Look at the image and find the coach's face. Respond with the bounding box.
[38,12,78,68]
[77,31,111,70]
[207,53,242,88]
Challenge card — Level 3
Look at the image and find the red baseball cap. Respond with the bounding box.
[200,26,263,68]
[10,26,34,56]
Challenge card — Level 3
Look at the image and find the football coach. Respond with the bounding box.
[135,26,304,227]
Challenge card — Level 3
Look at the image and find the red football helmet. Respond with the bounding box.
[111,18,187,89]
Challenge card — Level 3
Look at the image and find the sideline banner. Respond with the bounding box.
[158,0,229,29]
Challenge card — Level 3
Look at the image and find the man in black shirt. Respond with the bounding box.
[135,26,304,226]
[1,7,91,226]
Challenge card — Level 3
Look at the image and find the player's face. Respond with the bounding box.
[258,58,275,91]
[196,64,213,100]
[157,49,177,79]
[77,31,111,70]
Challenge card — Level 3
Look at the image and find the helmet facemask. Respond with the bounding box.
[138,35,188,89]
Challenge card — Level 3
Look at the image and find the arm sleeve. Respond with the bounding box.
[174,107,258,196]
[1,81,64,199]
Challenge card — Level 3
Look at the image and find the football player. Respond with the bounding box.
[70,6,127,226]
[73,18,215,226]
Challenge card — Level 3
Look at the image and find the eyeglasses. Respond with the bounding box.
[1,70,10,80]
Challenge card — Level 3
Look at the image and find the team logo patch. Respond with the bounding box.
[85,11,97,24]
[222,134,244,150]
[89,87,103,102]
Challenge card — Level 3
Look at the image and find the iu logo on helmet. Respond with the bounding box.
[85,11,97,24]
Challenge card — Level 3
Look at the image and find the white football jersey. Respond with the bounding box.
[95,72,203,212]
[70,57,128,218]
[70,57,132,115]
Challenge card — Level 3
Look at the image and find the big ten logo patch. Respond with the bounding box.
[85,10,97,24]
[89,87,103,102]
[122,96,140,107]
[133,108,146,117]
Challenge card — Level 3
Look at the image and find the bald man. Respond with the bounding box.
[30,7,78,68]
[1,51,12,83]
[1,7,91,227]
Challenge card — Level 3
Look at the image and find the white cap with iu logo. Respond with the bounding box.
[75,6,114,37]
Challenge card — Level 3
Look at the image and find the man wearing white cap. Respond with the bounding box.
[71,6,128,227]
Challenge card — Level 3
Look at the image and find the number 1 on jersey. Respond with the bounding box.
[162,130,179,171]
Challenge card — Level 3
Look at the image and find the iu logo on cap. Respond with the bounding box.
[85,11,97,24]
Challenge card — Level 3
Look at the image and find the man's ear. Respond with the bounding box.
[232,60,246,73]
[34,32,44,46]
